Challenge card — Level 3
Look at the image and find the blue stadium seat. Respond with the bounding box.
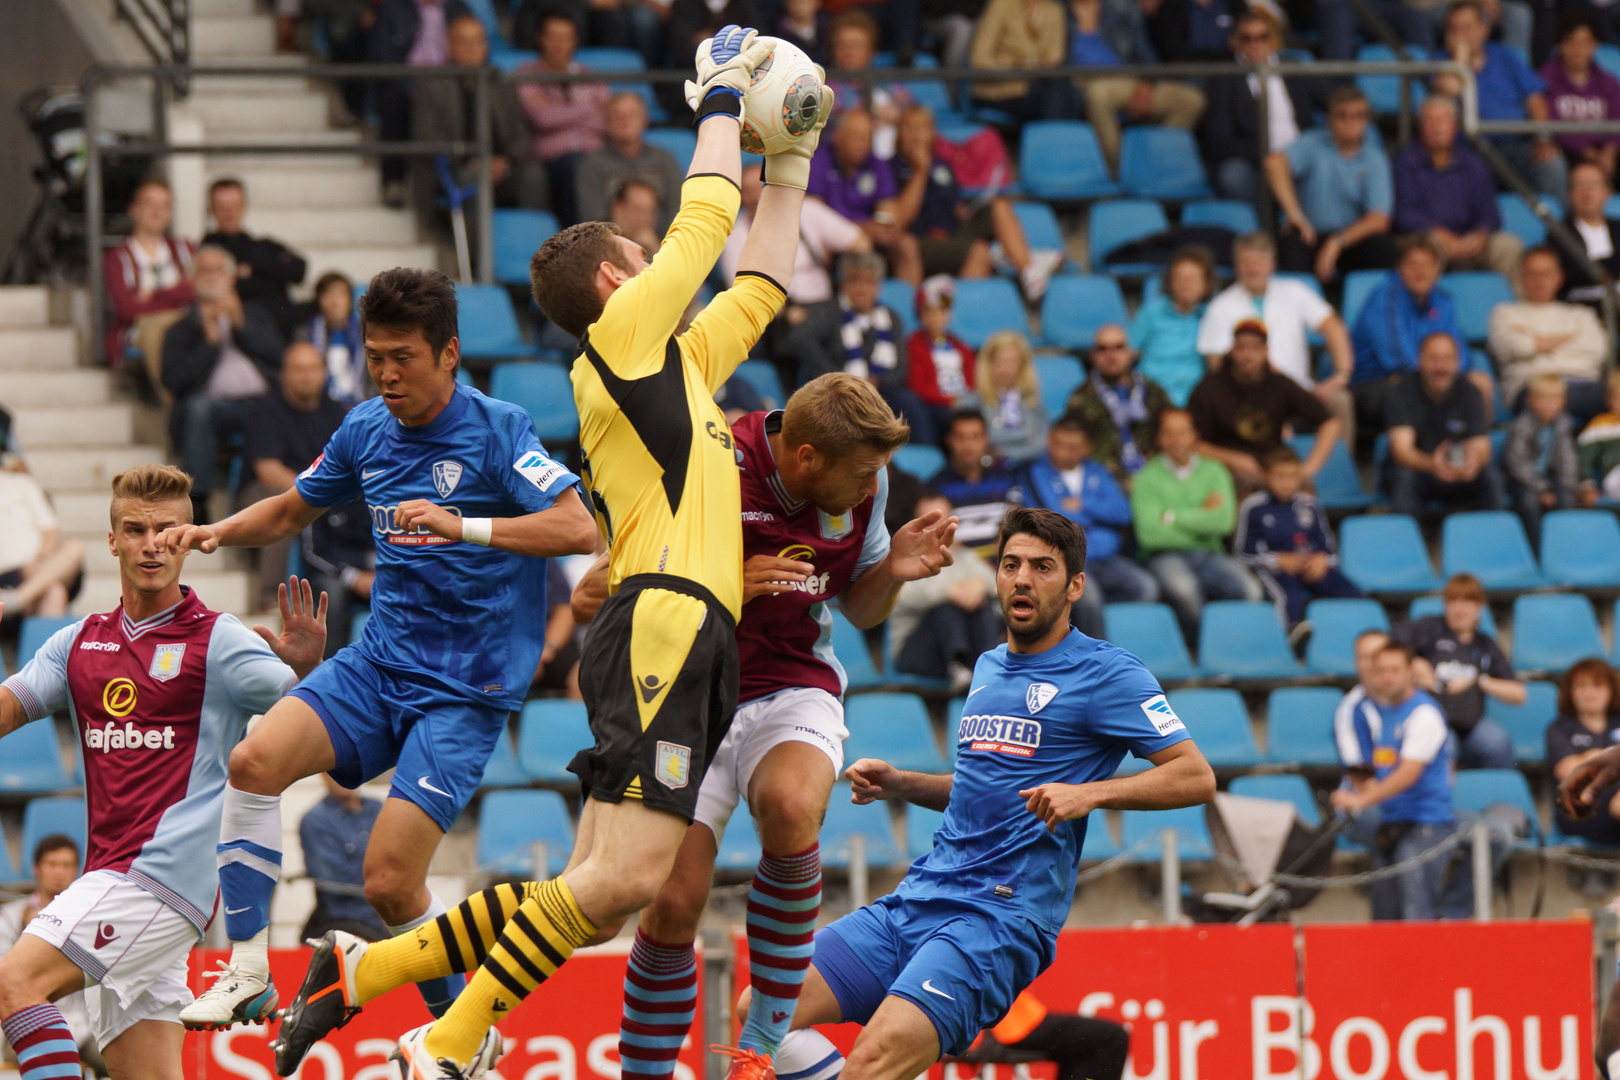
[735,359,786,408]
[822,785,903,866]
[1018,122,1119,200]
[1287,434,1376,510]
[18,616,77,667]
[1103,603,1204,681]
[1451,768,1542,844]
[1197,602,1302,680]
[1512,593,1604,673]
[518,699,593,782]
[477,790,573,877]
[1034,355,1084,419]
[1484,680,1557,764]
[0,720,70,794]
[844,693,947,772]
[1340,514,1441,593]
[1340,269,1384,329]
[574,48,667,121]
[21,796,85,872]
[1541,510,1620,587]
[1356,44,1428,115]
[455,283,534,360]
[1165,688,1261,767]
[489,361,578,443]
[0,833,19,883]
[349,610,370,645]
[1496,194,1549,247]
[1264,686,1344,766]
[1181,199,1258,234]
[891,443,945,480]
[715,821,763,870]
[906,805,946,860]
[1012,201,1065,250]
[830,611,883,691]
[478,727,528,789]
[1441,511,1548,590]
[1118,127,1213,199]
[1303,598,1389,675]
[879,278,918,334]
[1599,43,1620,79]
[1409,593,1498,635]
[1440,272,1514,342]
[1121,805,1213,861]
[492,209,559,286]
[1082,810,1123,859]
[949,278,1029,347]
[1088,199,1170,274]
[1230,773,1321,825]
[643,127,697,174]
[1039,275,1127,351]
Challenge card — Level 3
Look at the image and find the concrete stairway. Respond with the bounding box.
[190,0,438,288]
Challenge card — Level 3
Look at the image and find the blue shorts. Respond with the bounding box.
[290,646,507,832]
[811,893,1055,1056]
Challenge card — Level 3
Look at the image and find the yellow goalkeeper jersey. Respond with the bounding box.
[571,172,786,621]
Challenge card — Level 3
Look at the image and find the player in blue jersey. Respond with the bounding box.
[737,507,1215,1080]
[157,268,598,1035]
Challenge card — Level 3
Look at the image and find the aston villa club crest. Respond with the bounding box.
[817,508,852,541]
[655,741,691,790]
[432,461,463,498]
[1026,682,1058,714]
[149,644,186,683]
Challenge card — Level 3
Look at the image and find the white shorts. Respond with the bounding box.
[694,686,846,837]
[23,871,198,1049]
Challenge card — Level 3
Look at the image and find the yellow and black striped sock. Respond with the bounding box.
[353,885,529,1005]
[424,879,597,1065]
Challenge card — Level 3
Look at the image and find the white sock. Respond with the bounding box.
[217,784,283,973]
[776,1029,844,1080]
[386,892,448,936]
[232,928,270,979]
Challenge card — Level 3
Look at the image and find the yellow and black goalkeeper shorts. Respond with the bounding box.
[569,573,739,822]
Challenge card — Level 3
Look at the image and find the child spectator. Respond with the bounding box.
[304,271,368,406]
[1011,414,1159,638]
[1578,371,1620,505]
[906,276,976,444]
[929,408,1016,555]
[1502,373,1579,536]
[1130,247,1215,407]
[1549,657,1620,847]
[976,330,1048,465]
[1235,445,1363,629]
[888,491,1003,692]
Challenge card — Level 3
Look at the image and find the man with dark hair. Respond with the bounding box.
[0,836,92,1071]
[268,28,826,1080]
[202,178,308,334]
[929,408,1015,557]
[160,264,598,1038]
[754,504,1214,1080]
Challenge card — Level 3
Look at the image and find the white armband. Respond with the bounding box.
[462,518,494,546]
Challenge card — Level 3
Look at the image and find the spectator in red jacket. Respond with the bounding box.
[906,275,976,444]
[101,178,196,388]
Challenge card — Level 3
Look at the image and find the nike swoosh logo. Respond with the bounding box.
[418,776,452,798]
[225,906,252,915]
[362,468,384,479]
[921,980,955,1000]
[966,686,987,698]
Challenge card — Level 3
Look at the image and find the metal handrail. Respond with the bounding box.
[112,0,188,70]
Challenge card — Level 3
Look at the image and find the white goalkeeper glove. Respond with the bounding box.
[684,25,774,124]
[761,69,833,190]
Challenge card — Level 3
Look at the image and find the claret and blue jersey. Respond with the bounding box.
[295,385,581,710]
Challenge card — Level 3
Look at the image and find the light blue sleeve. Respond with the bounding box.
[850,467,892,581]
[1,622,82,721]
[1285,131,1315,179]
[294,411,362,509]
[495,407,581,514]
[1366,146,1394,216]
[1086,651,1191,759]
[209,615,297,717]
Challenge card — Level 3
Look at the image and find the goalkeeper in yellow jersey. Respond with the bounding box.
[268,23,832,1080]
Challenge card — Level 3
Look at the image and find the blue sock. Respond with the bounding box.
[618,929,698,1080]
[217,784,282,966]
[737,845,820,1056]
[3,1004,81,1080]
[388,894,466,1018]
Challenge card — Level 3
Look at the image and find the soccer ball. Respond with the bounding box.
[740,39,827,156]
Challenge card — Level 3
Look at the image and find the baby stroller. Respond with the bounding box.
[6,87,149,286]
[1186,791,1351,924]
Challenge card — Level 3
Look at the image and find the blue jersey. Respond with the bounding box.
[900,630,1191,931]
[1342,688,1455,825]
[296,386,580,709]
[1234,490,1339,569]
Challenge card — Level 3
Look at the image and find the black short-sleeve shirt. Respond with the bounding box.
[245,392,349,473]
[1546,713,1620,770]
[1385,374,1489,455]
[1392,615,1514,734]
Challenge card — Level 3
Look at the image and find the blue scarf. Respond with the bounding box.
[1093,370,1150,472]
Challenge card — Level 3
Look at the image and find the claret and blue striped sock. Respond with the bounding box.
[2,1004,80,1080]
[618,929,699,1080]
[737,844,821,1056]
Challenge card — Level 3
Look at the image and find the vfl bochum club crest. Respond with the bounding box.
[1026,682,1058,714]
[149,644,186,683]
[432,461,464,498]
